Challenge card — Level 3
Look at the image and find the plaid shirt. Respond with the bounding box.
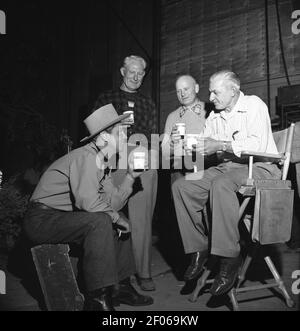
[93,89,158,141]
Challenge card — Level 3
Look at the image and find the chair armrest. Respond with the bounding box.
[241,151,284,163]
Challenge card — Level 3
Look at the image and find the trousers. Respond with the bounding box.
[172,162,281,258]
[112,169,158,278]
[23,204,136,292]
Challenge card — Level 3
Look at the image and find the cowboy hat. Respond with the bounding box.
[80,104,130,143]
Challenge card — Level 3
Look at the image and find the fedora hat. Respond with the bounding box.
[80,104,130,143]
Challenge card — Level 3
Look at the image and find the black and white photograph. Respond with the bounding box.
[0,0,300,317]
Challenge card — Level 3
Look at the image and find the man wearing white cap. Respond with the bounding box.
[23,104,153,311]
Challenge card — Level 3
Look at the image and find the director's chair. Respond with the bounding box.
[190,123,296,311]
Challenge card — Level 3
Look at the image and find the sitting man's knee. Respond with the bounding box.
[143,168,157,181]
[148,168,158,178]
[85,212,112,230]
[211,174,233,192]
[171,176,186,194]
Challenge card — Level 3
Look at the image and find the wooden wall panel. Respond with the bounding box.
[160,0,300,132]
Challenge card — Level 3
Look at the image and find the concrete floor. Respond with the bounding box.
[0,242,299,311]
[121,243,300,311]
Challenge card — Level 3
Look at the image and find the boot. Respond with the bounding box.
[184,250,208,281]
[114,277,153,306]
[84,286,115,311]
[210,255,242,296]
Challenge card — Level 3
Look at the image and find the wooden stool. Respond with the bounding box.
[31,244,84,311]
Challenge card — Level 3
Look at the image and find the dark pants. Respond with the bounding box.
[23,204,136,292]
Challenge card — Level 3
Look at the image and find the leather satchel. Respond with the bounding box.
[252,179,294,244]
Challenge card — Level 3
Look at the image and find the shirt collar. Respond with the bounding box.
[179,99,204,117]
[85,143,111,171]
[210,91,247,120]
[229,91,247,114]
[85,142,99,154]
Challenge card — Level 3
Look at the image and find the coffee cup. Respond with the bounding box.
[186,134,198,150]
[175,123,186,138]
[122,111,134,125]
[133,151,146,172]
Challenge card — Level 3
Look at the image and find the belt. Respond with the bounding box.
[29,201,55,211]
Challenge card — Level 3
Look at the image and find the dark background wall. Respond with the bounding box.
[0,0,159,175]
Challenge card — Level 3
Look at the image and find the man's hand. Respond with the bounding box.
[128,146,149,178]
[194,138,222,156]
[115,216,131,234]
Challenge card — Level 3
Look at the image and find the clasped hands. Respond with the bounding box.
[170,125,221,156]
[186,137,222,156]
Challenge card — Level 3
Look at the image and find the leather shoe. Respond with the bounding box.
[184,250,208,281]
[114,278,154,306]
[136,276,156,291]
[210,255,242,296]
[84,286,115,311]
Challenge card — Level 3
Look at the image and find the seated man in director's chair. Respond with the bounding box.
[172,70,295,310]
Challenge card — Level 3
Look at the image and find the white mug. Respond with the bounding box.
[122,111,134,125]
[175,123,186,137]
[133,152,146,171]
[186,134,198,150]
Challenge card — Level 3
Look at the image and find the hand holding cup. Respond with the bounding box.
[128,146,149,178]
[184,134,199,155]
[170,124,183,147]
[122,111,134,126]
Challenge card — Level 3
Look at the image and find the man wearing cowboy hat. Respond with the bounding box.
[23,104,153,311]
